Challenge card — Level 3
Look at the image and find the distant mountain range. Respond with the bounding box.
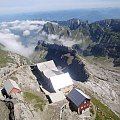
[0,8,120,22]
[40,18,120,66]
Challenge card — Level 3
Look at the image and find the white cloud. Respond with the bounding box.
[47,34,82,47]
[0,20,50,57]
[41,31,46,36]
[23,30,30,36]
[0,28,11,33]
[10,20,47,31]
[0,32,34,57]
[48,34,58,40]
[0,20,82,57]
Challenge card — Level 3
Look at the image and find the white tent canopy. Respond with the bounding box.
[48,91,66,103]
[50,72,73,91]
[37,60,58,72]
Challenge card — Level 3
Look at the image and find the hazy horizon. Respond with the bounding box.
[0,0,120,15]
[0,7,120,23]
[0,7,120,16]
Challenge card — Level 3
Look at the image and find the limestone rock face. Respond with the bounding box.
[0,101,9,120]
[14,103,41,120]
[78,59,120,116]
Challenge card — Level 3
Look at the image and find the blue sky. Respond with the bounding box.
[0,0,120,14]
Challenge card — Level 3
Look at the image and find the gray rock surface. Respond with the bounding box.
[14,65,40,92]
[7,65,45,120]
[78,59,120,116]
[0,100,9,120]
[14,102,41,120]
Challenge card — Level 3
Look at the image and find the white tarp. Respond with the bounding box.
[50,72,73,91]
[49,91,65,103]
[37,60,58,72]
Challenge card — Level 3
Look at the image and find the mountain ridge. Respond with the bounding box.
[41,18,120,66]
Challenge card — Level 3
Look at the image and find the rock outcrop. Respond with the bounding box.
[0,100,10,120]
[35,42,89,82]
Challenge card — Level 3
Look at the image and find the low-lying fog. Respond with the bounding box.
[0,20,47,57]
[0,20,81,57]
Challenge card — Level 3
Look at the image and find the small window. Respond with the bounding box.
[84,101,86,103]
[81,106,83,109]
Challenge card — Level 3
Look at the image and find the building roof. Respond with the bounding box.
[67,88,90,107]
[37,60,62,79]
[48,91,66,103]
[50,72,73,91]
[43,69,56,78]
[4,79,21,95]
[43,69,62,78]
[37,60,58,72]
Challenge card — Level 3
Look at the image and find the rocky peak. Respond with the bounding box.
[42,22,62,35]
[68,18,81,30]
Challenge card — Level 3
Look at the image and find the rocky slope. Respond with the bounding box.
[0,48,44,120]
[1,48,85,120]
[75,56,120,117]
[0,100,9,120]
[10,65,45,120]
